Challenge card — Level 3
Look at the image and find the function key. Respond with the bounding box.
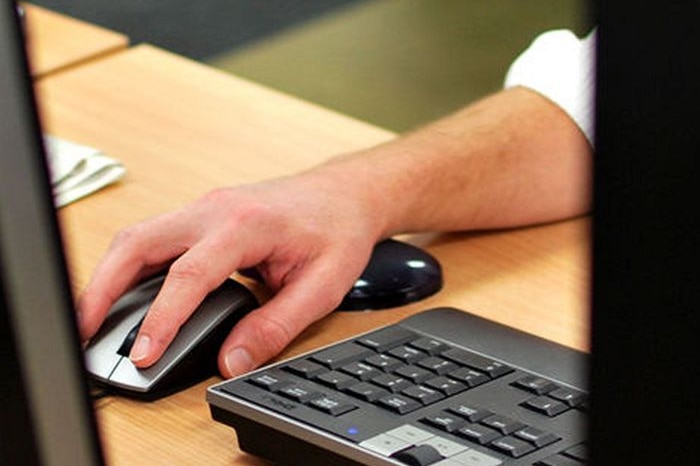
[442,348,513,379]
[311,342,372,369]
[356,326,416,352]
[512,375,559,395]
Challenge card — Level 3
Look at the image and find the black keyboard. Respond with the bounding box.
[207,308,588,466]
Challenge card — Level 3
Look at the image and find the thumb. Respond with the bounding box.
[217,269,351,377]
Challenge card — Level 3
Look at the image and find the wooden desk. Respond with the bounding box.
[22,3,128,78]
[36,45,590,466]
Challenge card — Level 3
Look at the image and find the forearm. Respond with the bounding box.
[308,86,593,238]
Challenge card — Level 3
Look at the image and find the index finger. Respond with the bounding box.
[77,213,194,341]
[127,235,247,368]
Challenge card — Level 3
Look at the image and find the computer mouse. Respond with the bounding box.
[337,238,443,310]
[84,274,258,400]
[240,239,443,311]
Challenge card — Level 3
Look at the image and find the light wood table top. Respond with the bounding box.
[36,44,590,466]
[23,3,128,78]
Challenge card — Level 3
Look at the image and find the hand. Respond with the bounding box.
[78,170,385,377]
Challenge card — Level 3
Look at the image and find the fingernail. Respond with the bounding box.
[130,335,151,363]
[224,347,254,377]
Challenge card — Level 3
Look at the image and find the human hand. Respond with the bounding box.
[78,170,385,378]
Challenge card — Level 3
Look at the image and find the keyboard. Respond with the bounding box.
[207,308,588,466]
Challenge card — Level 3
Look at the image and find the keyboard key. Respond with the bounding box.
[402,385,445,405]
[513,426,560,448]
[340,361,381,381]
[424,376,467,396]
[419,435,469,458]
[246,372,290,391]
[447,368,489,388]
[448,404,493,423]
[512,375,558,395]
[365,353,403,372]
[410,337,449,355]
[489,436,535,458]
[316,370,357,390]
[480,414,526,435]
[308,396,357,416]
[360,433,412,456]
[283,359,326,379]
[562,443,588,462]
[456,423,501,445]
[548,387,587,408]
[418,356,459,375]
[421,413,466,433]
[447,449,503,466]
[389,345,427,364]
[371,373,412,393]
[442,348,513,378]
[278,383,322,403]
[385,424,434,444]
[377,394,422,414]
[522,396,570,417]
[311,342,372,369]
[345,382,390,402]
[395,365,433,384]
[356,326,416,352]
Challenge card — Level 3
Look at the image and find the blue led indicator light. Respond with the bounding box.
[347,427,359,435]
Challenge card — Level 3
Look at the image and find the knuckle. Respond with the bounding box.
[112,223,147,249]
[168,255,210,283]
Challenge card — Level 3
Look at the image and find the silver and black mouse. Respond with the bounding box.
[84,274,257,400]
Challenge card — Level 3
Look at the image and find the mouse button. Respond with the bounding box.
[184,279,257,330]
[84,347,122,384]
[116,316,145,357]
[108,357,154,393]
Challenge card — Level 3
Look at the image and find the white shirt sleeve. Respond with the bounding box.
[504,29,597,145]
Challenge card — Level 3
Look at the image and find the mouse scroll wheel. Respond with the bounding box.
[116,316,145,357]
